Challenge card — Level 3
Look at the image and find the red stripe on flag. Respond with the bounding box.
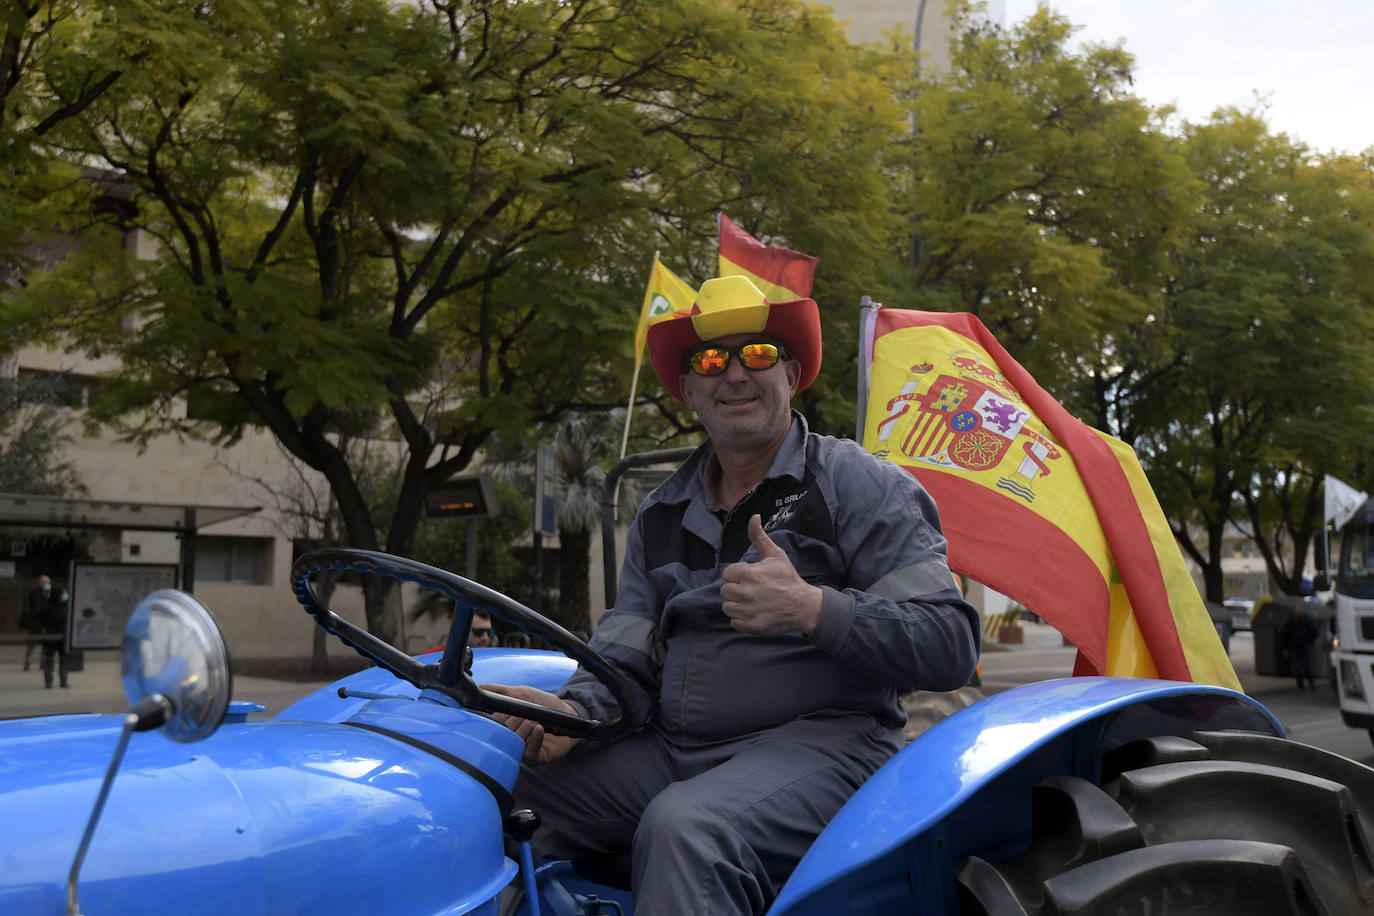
[718,214,818,299]
[912,470,1109,667]
[876,309,1192,681]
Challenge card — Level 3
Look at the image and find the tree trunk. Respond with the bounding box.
[1202,518,1226,603]
[361,576,400,648]
[309,570,340,676]
[557,525,592,635]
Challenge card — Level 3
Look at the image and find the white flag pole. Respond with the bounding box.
[618,365,640,460]
[855,295,881,440]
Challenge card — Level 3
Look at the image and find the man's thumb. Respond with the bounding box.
[748,514,787,560]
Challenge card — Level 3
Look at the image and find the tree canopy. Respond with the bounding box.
[892,5,1374,600]
[8,0,1374,627]
[5,0,909,641]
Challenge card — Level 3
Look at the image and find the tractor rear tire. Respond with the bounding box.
[957,730,1374,916]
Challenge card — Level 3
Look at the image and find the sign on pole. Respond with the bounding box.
[534,444,558,537]
[425,473,499,518]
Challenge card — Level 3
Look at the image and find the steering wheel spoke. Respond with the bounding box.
[291,549,632,740]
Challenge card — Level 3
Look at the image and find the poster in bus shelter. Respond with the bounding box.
[68,562,179,650]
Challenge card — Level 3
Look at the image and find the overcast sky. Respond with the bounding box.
[1000,1,1374,155]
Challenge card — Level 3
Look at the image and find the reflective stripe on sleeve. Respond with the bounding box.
[592,613,665,666]
[866,556,957,602]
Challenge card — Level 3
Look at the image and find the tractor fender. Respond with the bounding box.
[769,676,1281,915]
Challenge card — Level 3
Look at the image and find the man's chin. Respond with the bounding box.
[706,417,784,450]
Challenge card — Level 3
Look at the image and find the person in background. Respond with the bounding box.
[21,574,51,672]
[470,608,495,649]
[39,585,71,689]
[1281,602,1319,692]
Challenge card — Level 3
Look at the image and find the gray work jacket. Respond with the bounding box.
[562,414,980,742]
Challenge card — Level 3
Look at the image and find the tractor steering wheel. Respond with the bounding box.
[290,548,633,740]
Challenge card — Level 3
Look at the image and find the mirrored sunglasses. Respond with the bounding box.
[687,342,785,377]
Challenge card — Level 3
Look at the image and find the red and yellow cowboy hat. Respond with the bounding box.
[647,275,822,404]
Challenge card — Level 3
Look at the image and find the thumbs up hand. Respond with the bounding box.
[720,514,823,637]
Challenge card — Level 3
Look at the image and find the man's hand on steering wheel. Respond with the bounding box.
[483,684,582,765]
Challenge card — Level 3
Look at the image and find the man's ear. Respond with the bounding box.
[680,373,696,410]
[784,359,802,395]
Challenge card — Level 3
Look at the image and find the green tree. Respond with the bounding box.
[1123,115,1374,601]
[0,0,129,269]
[548,412,622,633]
[10,0,907,644]
[888,6,1374,601]
[478,411,646,634]
[897,4,1190,394]
[1232,150,1374,594]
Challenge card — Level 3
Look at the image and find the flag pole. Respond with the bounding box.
[855,295,880,440]
[618,366,640,460]
[620,251,660,460]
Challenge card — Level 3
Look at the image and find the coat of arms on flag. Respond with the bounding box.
[872,353,1063,504]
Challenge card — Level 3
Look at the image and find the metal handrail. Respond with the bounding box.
[600,447,695,604]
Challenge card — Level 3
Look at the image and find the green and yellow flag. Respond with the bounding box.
[633,255,696,374]
[622,254,697,457]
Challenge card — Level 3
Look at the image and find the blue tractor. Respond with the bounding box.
[2,545,1372,916]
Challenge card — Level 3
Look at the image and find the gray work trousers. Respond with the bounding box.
[513,715,900,916]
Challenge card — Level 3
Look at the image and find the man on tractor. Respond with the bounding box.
[487,275,980,914]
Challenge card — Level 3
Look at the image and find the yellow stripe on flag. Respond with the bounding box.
[718,254,804,304]
[1099,433,1239,689]
[716,214,818,301]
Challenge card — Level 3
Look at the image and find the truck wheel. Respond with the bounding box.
[957,731,1374,915]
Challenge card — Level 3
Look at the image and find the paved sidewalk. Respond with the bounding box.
[982,619,1071,652]
[0,646,328,720]
[985,620,1295,697]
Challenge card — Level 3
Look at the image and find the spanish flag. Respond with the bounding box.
[860,306,1240,690]
[717,214,819,302]
[634,255,697,374]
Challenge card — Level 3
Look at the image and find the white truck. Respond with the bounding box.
[1331,499,1374,743]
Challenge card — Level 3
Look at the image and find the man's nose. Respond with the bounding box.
[722,354,752,381]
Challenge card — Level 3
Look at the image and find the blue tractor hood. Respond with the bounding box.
[0,699,526,915]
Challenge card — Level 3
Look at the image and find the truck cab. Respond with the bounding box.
[1332,499,1374,738]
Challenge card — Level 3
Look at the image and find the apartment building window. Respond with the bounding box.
[16,368,101,409]
[197,535,271,584]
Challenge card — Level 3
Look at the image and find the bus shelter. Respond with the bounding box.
[0,494,258,650]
